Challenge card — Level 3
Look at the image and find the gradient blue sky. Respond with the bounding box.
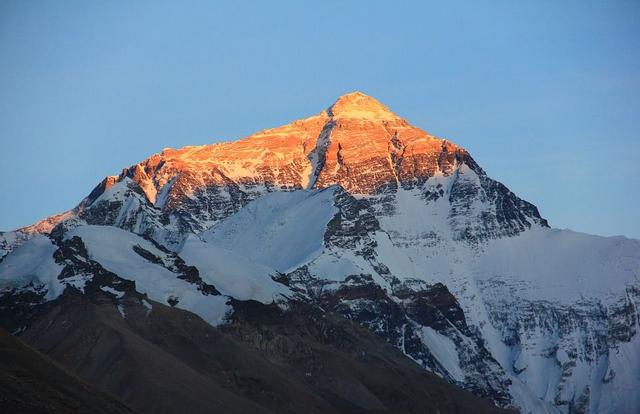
[1,1,639,238]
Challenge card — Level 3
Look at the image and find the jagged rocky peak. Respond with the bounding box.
[109,91,470,198]
[314,93,468,193]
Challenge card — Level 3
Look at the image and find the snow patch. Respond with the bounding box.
[420,327,465,382]
[142,299,153,315]
[66,226,231,326]
[101,286,125,299]
[202,188,338,272]
[179,236,291,303]
[0,235,64,300]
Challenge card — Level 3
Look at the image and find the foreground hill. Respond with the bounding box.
[0,326,132,413]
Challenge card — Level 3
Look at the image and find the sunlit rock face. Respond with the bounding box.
[69,92,545,242]
[3,92,638,414]
[130,91,466,197]
[314,92,463,193]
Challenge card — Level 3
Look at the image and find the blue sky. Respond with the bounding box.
[1,1,639,238]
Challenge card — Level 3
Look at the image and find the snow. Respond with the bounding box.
[91,177,131,204]
[420,326,465,382]
[471,257,640,414]
[477,228,640,303]
[202,188,338,272]
[66,226,231,326]
[596,328,640,413]
[100,286,125,299]
[0,231,20,253]
[0,235,64,300]
[307,251,370,282]
[154,176,177,209]
[303,126,331,189]
[360,178,640,307]
[511,325,563,400]
[142,299,153,314]
[117,304,126,318]
[63,274,90,293]
[509,378,561,414]
[179,235,291,303]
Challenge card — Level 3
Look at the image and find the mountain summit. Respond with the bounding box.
[136,90,458,196]
[1,93,639,414]
[328,91,400,120]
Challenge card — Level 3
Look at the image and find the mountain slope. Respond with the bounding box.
[0,252,509,414]
[1,92,638,414]
[0,326,133,414]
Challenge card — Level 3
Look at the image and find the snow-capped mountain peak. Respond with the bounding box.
[1,93,638,414]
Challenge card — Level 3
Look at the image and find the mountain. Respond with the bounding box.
[1,92,639,414]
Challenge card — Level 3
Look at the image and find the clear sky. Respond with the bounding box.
[1,1,639,238]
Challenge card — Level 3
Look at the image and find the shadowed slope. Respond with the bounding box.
[0,327,133,414]
[6,286,510,414]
